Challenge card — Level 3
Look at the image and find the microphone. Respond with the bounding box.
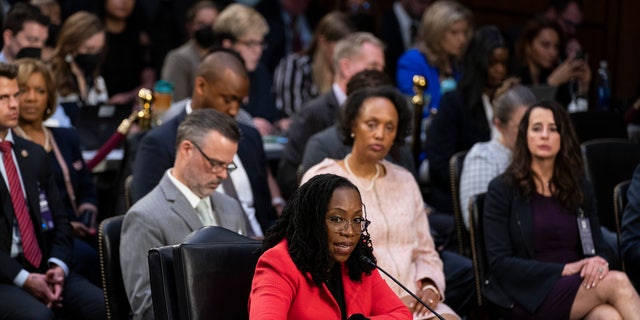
[360,256,445,320]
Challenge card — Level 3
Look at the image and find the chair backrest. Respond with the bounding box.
[98,215,131,320]
[581,139,640,231]
[150,226,261,320]
[148,245,179,320]
[570,111,627,144]
[449,150,470,257]
[614,179,631,269]
[468,193,486,307]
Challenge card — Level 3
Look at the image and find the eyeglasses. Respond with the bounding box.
[326,216,370,234]
[190,141,237,174]
[235,39,268,50]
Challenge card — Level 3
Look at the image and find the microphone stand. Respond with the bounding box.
[361,256,445,320]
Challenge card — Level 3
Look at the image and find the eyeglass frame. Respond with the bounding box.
[326,215,371,234]
[190,140,238,174]
[235,39,268,50]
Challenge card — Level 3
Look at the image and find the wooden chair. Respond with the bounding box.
[449,150,470,257]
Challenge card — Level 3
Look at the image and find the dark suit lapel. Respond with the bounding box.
[514,194,535,257]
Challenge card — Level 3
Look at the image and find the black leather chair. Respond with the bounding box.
[468,193,486,307]
[98,215,132,320]
[449,150,470,257]
[614,180,631,270]
[581,139,640,232]
[149,226,261,320]
[570,111,627,144]
[148,245,179,320]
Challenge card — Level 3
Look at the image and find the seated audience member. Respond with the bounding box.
[14,58,101,285]
[301,69,415,177]
[514,15,591,110]
[98,0,155,107]
[213,3,282,135]
[161,0,218,102]
[303,87,473,318]
[272,11,354,124]
[121,109,246,320]
[484,101,640,318]
[256,0,324,73]
[49,11,108,126]
[426,26,509,223]
[459,84,534,230]
[545,0,584,58]
[0,62,105,320]
[250,173,412,319]
[277,32,384,199]
[380,0,431,83]
[0,3,49,63]
[133,50,277,238]
[396,0,472,117]
[622,164,640,290]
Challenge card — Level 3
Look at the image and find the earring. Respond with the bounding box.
[45,108,52,115]
[350,132,355,138]
[64,53,73,63]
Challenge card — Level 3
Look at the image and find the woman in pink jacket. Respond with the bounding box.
[249,173,411,319]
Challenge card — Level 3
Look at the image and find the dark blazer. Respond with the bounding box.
[426,90,491,213]
[131,110,276,231]
[483,174,613,312]
[48,127,97,218]
[380,9,406,85]
[0,134,72,282]
[277,90,340,199]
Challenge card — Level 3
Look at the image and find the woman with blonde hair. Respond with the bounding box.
[396,0,472,118]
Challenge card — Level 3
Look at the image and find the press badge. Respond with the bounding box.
[577,209,595,256]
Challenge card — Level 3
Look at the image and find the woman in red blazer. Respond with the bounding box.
[249,174,411,319]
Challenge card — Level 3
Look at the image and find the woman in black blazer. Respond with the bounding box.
[483,101,640,318]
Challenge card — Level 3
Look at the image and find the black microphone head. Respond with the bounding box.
[359,255,375,266]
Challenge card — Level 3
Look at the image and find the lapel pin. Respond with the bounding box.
[20,149,28,158]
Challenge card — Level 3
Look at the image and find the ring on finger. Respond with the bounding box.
[428,299,434,305]
[598,267,604,273]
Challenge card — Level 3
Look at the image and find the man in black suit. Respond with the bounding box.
[276,32,385,199]
[132,50,277,237]
[0,63,104,319]
[380,0,431,83]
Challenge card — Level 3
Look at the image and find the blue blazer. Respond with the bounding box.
[396,48,461,116]
[0,134,73,280]
[132,110,276,231]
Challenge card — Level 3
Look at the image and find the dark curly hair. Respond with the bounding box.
[338,86,412,148]
[505,100,584,210]
[259,174,376,284]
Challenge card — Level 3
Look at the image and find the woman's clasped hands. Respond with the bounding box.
[562,256,609,290]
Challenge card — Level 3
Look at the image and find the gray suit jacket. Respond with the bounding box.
[120,172,246,320]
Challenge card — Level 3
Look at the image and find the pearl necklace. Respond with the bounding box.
[344,153,380,191]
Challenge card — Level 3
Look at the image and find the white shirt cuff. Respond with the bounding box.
[48,258,69,276]
[13,269,29,287]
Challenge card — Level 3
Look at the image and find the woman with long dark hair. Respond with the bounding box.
[425,25,509,216]
[250,173,410,319]
[484,101,640,318]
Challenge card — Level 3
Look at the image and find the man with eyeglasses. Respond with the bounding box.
[121,109,246,320]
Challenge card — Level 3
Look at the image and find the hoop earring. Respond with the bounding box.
[46,108,52,115]
[64,54,73,63]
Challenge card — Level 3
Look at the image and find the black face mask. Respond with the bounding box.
[193,26,215,48]
[74,53,101,75]
[16,47,42,59]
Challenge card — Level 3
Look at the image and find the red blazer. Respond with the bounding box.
[249,240,411,319]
